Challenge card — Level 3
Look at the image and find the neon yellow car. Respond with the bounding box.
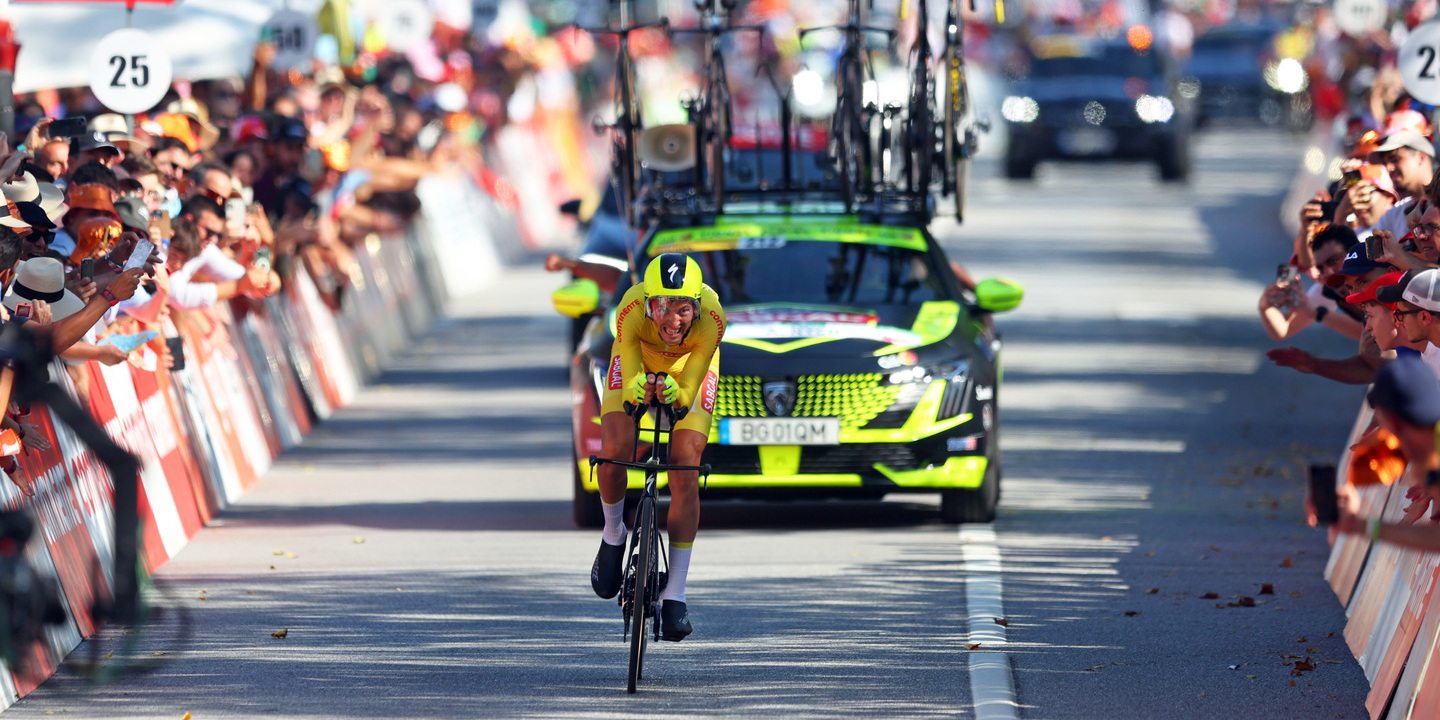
[557,216,1022,525]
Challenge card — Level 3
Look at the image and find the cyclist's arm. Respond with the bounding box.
[608,291,647,397]
[674,301,725,407]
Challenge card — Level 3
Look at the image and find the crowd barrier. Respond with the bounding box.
[0,170,515,708]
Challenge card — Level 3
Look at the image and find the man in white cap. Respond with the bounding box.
[1368,130,1437,243]
[1378,268,1440,378]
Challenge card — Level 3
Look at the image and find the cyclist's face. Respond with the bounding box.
[650,297,696,344]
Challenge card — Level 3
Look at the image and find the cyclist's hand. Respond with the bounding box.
[629,373,653,404]
[659,374,679,404]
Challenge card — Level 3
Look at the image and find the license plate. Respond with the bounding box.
[719,417,841,445]
[1057,127,1116,156]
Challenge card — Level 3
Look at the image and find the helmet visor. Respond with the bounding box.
[647,296,699,320]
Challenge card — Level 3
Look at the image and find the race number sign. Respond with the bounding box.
[263,9,317,70]
[1401,21,1440,105]
[374,0,434,53]
[89,29,172,115]
[1333,0,1387,37]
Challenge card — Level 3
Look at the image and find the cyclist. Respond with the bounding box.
[591,252,725,642]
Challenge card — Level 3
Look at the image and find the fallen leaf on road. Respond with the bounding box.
[1291,592,1302,598]
[1124,610,1140,617]
[272,629,289,639]
[272,550,284,556]
[248,591,255,595]
[1296,637,1307,643]
[1101,536,1113,542]
[1260,584,1274,595]
[1210,545,1223,552]
[1086,665,1106,672]
[152,652,165,656]
[1145,551,1156,557]
[1245,675,1257,679]
[1201,592,1219,599]
[183,714,191,720]
[1291,658,1315,676]
[354,537,365,544]
[269,565,276,570]
[286,553,297,559]
[1146,588,1159,594]
[993,617,1008,627]
[105,651,113,659]
[1228,597,1256,608]
[1290,681,1297,687]
[1280,558,1293,568]
[198,596,207,601]
[967,644,981,650]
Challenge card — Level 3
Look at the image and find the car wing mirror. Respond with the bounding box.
[974,277,1024,313]
[552,278,601,318]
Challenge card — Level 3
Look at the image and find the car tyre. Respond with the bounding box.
[1157,134,1190,183]
[574,461,604,528]
[1004,151,1035,180]
[940,459,999,524]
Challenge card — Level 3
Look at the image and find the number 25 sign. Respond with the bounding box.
[1401,21,1440,105]
[89,28,173,115]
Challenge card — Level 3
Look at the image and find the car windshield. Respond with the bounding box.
[1186,33,1269,76]
[651,240,951,307]
[1030,46,1162,79]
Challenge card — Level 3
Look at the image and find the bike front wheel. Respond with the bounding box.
[626,496,656,693]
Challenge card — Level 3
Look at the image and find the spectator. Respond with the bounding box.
[74,132,121,169]
[1378,268,1440,375]
[1261,224,1364,341]
[35,139,68,182]
[164,216,268,309]
[1334,356,1440,533]
[48,184,118,259]
[1268,247,1395,383]
[150,136,194,218]
[1345,271,1422,357]
[119,154,166,215]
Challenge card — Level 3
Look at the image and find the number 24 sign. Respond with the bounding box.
[88,28,173,115]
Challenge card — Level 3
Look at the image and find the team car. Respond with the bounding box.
[1002,34,1194,181]
[557,216,1022,527]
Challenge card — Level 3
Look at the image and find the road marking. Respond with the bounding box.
[962,525,1018,720]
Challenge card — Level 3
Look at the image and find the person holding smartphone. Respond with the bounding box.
[1260,225,1364,341]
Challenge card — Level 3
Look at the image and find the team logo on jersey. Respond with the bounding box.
[700,371,718,414]
[608,357,624,390]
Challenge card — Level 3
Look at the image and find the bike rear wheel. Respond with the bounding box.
[626,495,656,693]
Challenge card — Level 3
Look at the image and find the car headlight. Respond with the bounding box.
[1002,96,1040,123]
[886,361,967,385]
[1264,58,1308,94]
[1135,95,1175,123]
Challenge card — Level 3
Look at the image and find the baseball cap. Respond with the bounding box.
[112,196,149,233]
[1374,129,1436,158]
[1378,268,1440,310]
[1347,270,1406,306]
[274,116,308,144]
[1325,246,1396,287]
[1357,163,1401,201]
[77,130,118,154]
[1368,354,1440,426]
[1384,109,1430,138]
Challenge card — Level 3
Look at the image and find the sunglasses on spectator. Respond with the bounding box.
[201,227,222,242]
[1394,307,1426,320]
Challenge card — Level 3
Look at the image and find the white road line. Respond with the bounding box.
[961,525,1018,720]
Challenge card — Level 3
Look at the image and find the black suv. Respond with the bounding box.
[1002,36,1193,181]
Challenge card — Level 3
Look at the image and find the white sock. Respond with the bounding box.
[601,500,627,546]
[662,544,692,603]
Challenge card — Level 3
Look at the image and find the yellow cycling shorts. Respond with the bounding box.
[601,349,719,436]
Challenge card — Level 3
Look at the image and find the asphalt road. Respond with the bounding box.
[7,125,1372,719]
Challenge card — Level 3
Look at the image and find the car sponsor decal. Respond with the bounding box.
[727,309,880,325]
[608,356,624,390]
[974,384,994,401]
[700,371,718,414]
[726,320,922,346]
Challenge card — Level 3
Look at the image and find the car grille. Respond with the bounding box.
[716,374,908,430]
[701,443,922,474]
[799,444,919,473]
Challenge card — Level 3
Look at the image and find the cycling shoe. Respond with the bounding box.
[591,540,625,599]
[660,600,693,641]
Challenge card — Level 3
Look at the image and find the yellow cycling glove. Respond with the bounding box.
[629,373,650,404]
[659,374,679,404]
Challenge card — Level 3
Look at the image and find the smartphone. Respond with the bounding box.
[79,257,94,282]
[14,302,31,319]
[48,117,88,139]
[149,210,171,239]
[1319,199,1340,221]
[1276,264,1298,284]
[224,198,247,225]
[1309,464,1339,525]
[1343,169,1363,189]
[252,246,272,273]
[124,238,154,272]
[166,336,186,371]
[1366,235,1384,261]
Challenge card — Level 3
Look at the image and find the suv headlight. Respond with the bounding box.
[1002,96,1040,123]
[1135,95,1175,123]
